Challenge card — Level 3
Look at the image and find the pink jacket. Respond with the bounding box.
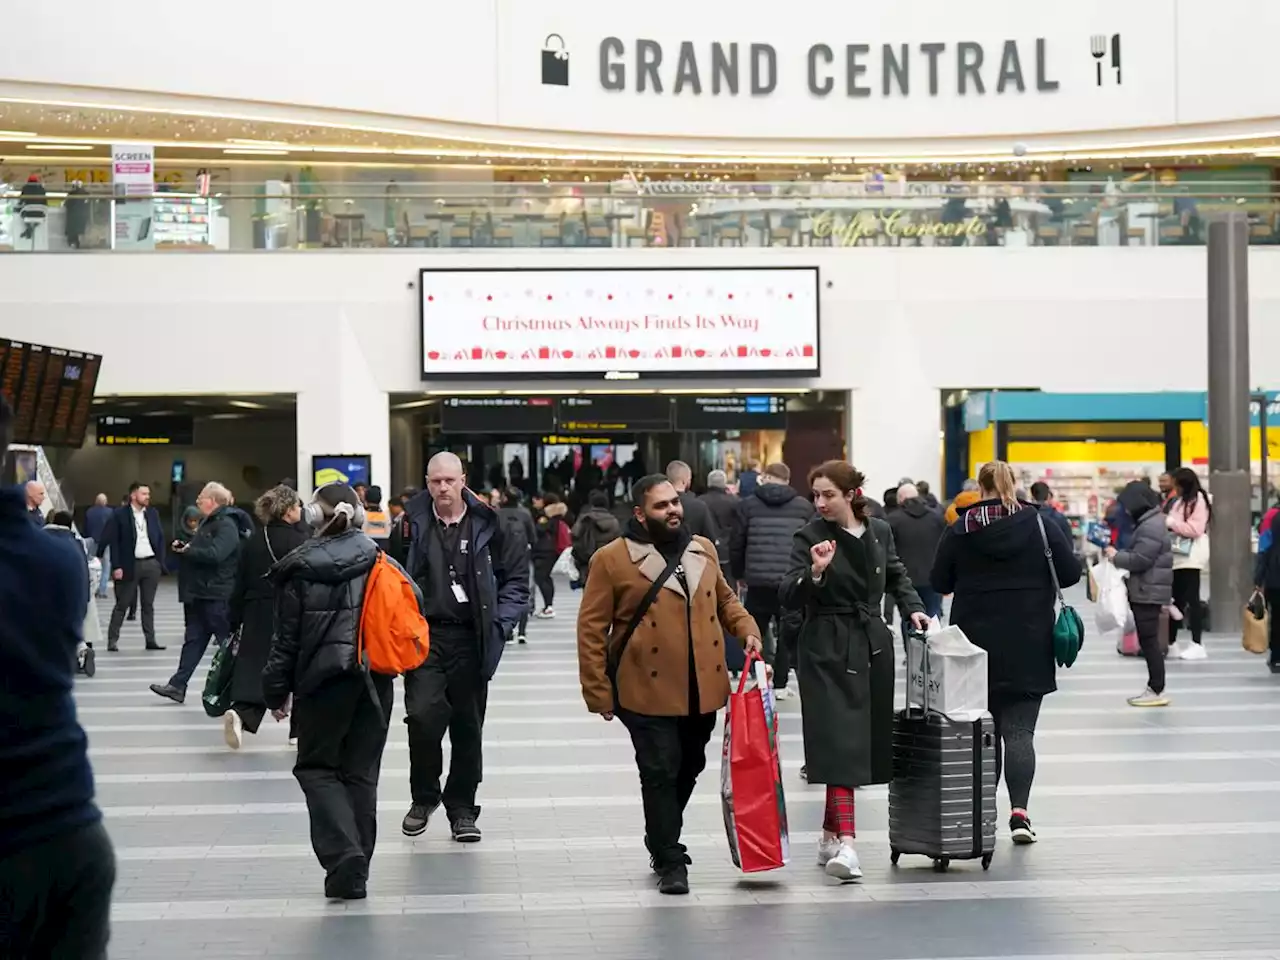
[1166,494,1210,538]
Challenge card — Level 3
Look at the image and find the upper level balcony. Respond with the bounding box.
[4,178,1278,253]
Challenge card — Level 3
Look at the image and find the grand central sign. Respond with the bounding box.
[595,38,1069,98]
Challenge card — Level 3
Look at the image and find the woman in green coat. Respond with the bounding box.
[780,460,927,883]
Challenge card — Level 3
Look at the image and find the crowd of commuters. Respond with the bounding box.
[5,386,1249,956]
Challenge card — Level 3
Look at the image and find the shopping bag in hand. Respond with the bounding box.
[201,632,238,718]
[1243,591,1269,655]
[721,653,789,873]
[1094,559,1129,635]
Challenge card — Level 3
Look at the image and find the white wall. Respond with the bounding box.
[0,0,1275,150]
[3,246,1279,498]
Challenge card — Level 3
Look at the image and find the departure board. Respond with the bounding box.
[0,339,103,447]
[439,396,557,434]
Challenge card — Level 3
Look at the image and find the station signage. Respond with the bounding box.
[0,339,101,448]
[439,396,557,433]
[95,414,194,446]
[674,394,789,430]
[420,266,820,379]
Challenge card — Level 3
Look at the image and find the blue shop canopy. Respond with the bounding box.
[963,391,1280,431]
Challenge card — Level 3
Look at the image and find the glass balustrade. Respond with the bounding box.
[1,179,1277,251]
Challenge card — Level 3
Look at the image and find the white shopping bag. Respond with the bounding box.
[907,624,988,719]
[551,547,579,580]
[1094,559,1129,635]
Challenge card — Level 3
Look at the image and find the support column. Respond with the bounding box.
[848,378,942,499]
[389,410,423,495]
[1206,213,1251,635]
[295,312,390,500]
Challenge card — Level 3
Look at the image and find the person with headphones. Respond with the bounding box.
[262,482,412,899]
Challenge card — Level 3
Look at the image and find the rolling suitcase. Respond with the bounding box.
[888,629,997,873]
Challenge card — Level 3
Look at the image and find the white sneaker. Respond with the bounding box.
[774,687,789,701]
[824,843,863,882]
[817,837,841,866]
[1168,638,1193,660]
[535,608,556,619]
[1181,642,1208,661]
[223,709,243,750]
[1128,687,1170,708]
[288,736,298,748]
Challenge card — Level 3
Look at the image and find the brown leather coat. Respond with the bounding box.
[577,535,760,716]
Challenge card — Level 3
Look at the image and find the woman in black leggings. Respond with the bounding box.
[931,461,1081,846]
[530,492,568,617]
[1165,468,1211,661]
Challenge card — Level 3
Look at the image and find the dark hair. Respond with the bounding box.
[1030,481,1052,503]
[1172,467,1211,523]
[365,485,383,507]
[128,481,147,494]
[632,473,674,507]
[588,489,609,509]
[51,510,74,527]
[916,480,931,497]
[808,460,871,522]
[0,394,11,452]
[500,486,523,507]
[540,490,561,505]
[399,486,419,503]
[883,488,899,509]
[315,482,361,536]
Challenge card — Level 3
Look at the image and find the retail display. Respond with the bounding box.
[153,194,211,247]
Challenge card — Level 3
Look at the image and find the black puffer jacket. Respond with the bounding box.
[261,529,378,709]
[731,483,815,587]
[887,498,946,587]
[182,506,246,601]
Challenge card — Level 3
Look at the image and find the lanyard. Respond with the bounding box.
[433,515,467,585]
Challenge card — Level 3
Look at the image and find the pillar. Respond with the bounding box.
[1206,213,1251,635]
[389,410,423,495]
[847,377,942,500]
[295,312,390,500]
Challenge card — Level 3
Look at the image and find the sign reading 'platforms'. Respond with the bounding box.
[419,266,820,380]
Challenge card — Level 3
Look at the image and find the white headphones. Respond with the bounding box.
[304,487,366,531]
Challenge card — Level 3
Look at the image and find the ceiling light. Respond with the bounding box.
[222,148,289,156]
[26,143,92,151]
[226,138,292,147]
[207,413,247,420]
[390,399,436,410]
[227,400,267,410]
[0,130,38,137]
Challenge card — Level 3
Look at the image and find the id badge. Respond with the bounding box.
[451,582,469,603]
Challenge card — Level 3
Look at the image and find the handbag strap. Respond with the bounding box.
[1035,513,1065,605]
[609,548,685,672]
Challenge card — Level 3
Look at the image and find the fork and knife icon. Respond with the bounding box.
[1091,33,1122,86]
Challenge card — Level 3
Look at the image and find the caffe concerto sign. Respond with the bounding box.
[598,39,1059,97]
[811,209,986,246]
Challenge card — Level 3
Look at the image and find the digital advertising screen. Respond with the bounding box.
[312,455,372,490]
[420,266,820,379]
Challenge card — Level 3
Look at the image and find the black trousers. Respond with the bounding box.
[293,673,393,882]
[107,556,161,646]
[1267,590,1280,663]
[532,555,556,609]
[1170,568,1204,645]
[1131,602,1167,694]
[403,631,488,817]
[618,708,717,869]
[0,820,115,959]
[745,588,799,688]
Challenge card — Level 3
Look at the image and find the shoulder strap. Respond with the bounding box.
[263,527,279,564]
[609,547,685,671]
[1035,513,1065,604]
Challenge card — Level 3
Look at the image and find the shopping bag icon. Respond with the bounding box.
[541,34,569,86]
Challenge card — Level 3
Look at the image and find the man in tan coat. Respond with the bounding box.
[578,474,762,896]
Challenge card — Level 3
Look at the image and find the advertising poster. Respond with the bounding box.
[420,266,820,378]
[312,455,372,491]
[112,143,155,251]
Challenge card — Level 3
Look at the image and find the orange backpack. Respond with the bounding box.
[357,552,430,676]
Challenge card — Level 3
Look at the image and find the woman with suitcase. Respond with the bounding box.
[930,461,1081,845]
[781,460,928,882]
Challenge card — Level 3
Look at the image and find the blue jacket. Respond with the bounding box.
[405,488,530,680]
[84,504,113,545]
[97,503,166,580]
[0,486,96,857]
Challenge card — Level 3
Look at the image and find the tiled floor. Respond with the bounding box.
[84,580,1280,960]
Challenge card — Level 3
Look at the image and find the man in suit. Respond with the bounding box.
[98,482,166,652]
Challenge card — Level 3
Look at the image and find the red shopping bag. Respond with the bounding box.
[720,653,789,873]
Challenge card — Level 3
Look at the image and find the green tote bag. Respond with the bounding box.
[1036,514,1084,668]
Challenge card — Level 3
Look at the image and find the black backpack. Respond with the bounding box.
[572,512,621,570]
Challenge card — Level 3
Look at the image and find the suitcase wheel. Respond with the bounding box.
[889,848,900,866]
[981,852,993,871]
[933,858,950,873]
